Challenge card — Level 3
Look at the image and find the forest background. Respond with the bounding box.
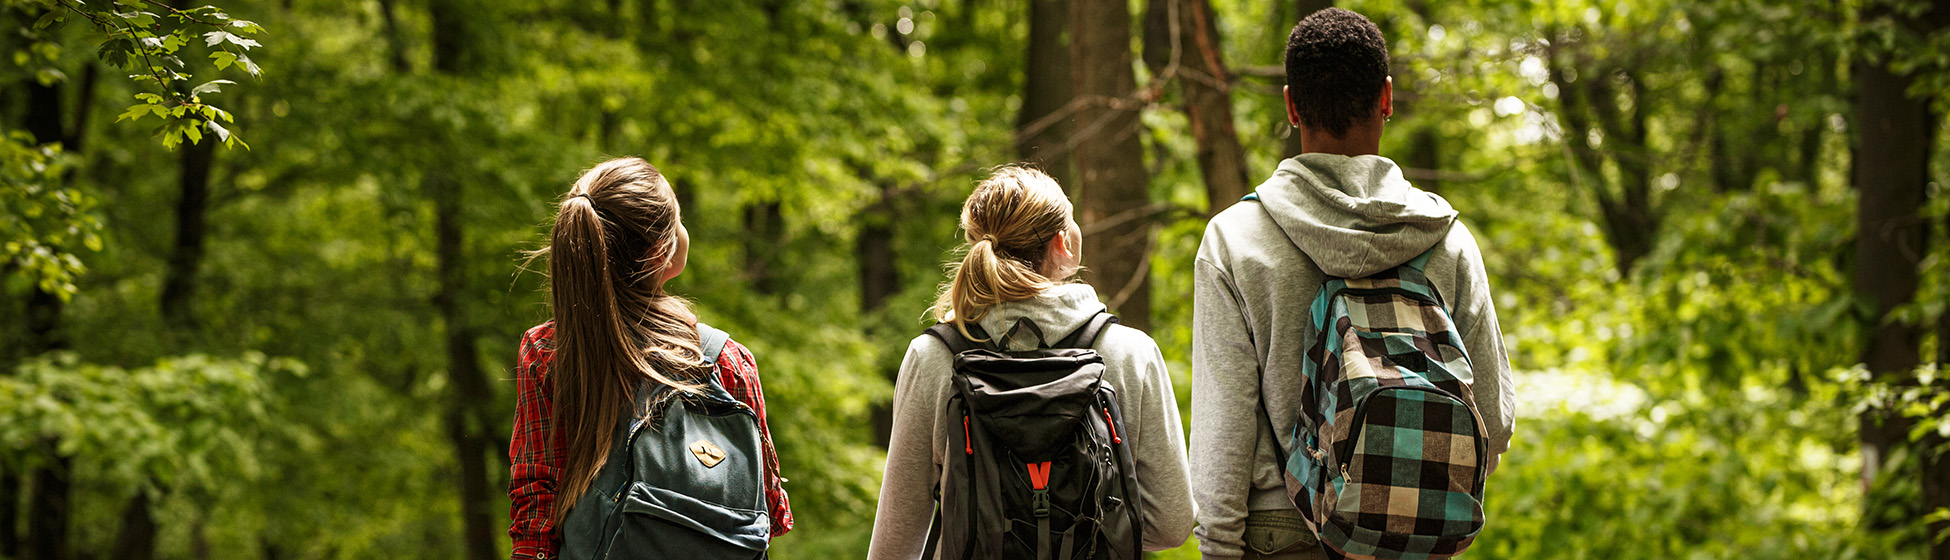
[3,0,1950,558]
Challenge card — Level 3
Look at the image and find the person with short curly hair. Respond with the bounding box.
[1189,8,1515,560]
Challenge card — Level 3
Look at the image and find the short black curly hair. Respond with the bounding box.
[1285,8,1390,137]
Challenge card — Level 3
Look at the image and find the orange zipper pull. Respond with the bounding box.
[1102,408,1122,444]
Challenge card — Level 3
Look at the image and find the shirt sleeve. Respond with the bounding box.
[509,326,563,559]
[717,340,794,535]
[867,337,944,560]
[1190,255,1261,560]
[1130,336,1197,550]
[1446,224,1515,473]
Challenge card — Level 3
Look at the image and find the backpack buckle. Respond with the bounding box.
[1032,489,1051,518]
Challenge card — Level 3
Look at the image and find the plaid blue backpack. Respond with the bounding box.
[1243,193,1488,560]
[1285,246,1487,559]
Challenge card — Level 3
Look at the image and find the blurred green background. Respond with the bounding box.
[3,0,1949,558]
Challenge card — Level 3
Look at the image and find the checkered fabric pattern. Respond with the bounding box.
[1282,250,1487,560]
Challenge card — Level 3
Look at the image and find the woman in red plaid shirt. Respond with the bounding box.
[507,158,791,560]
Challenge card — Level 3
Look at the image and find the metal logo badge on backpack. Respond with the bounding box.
[689,439,727,468]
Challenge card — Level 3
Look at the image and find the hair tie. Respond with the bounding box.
[571,193,592,201]
[978,234,997,245]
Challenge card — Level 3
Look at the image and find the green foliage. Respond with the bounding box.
[18,0,263,148]
[0,132,98,301]
[0,351,294,497]
[3,0,1948,557]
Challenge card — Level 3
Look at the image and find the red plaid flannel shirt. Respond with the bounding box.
[507,322,793,559]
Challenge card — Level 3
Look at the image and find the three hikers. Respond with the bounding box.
[507,8,1510,560]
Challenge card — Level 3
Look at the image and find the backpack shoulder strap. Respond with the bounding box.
[924,321,992,354]
[696,323,731,366]
[1054,312,1119,349]
[1404,246,1439,274]
[1241,191,1260,202]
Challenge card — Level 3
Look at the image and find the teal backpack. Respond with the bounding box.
[1246,192,1488,560]
[559,324,770,560]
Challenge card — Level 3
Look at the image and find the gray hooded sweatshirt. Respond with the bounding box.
[1190,154,1514,558]
[868,283,1198,559]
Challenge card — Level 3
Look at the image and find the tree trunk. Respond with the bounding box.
[1070,0,1152,331]
[27,451,71,560]
[23,75,73,560]
[1150,0,1252,215]
[427,2,500,558]
[161,138,216,332]
[744,202,784,295]
[1850,45,1932,501]
[1408,128,1440,193]
[0,470,15,560]
[859,186,898,448]
[1281,0,1333,158]
[430,169,498,560]
[1019,0,1074,187]
[110,491,158,560]
[376,0,413,73]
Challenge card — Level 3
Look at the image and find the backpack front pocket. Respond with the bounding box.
[1325,385,1486,556]
[607,482,769,560]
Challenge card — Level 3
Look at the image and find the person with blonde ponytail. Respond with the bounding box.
[867,166,1195,559]
[507,158,791,560]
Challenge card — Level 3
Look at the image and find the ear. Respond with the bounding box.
[1284,85,1303,127]
[1379,76,1394,120]
[1048,229,1073,262]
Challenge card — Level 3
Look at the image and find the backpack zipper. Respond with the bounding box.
[1100,407,1121,444]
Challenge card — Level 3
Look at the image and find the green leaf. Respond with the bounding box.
[191,79,234,96]
[34,68,66,86]
[211,51,236,70]
[235,52,260,76]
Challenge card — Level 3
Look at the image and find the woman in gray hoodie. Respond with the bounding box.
[866,166,1196,559]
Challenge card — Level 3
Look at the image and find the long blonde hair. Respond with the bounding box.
[541,157,706,522]
[932,166,1080,338]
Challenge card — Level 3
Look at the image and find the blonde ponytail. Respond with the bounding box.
[933,166,1078,339]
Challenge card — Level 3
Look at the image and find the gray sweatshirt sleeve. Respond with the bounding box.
[867,338,945,560]
[1445,224,1514,471]
[1129,337,1197,550]
[1189,256,1260,559]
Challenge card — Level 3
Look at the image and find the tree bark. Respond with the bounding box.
[1019,0,1074,187]
[110,491,158,560]
[1548,46,1659,276]
[860,185,899,447]
[1281,0,1333,158]
[23,75,73,560]
[429,168,498,560]
[0,470,14,560]
[1146,0,1253,215]
[1070,0,1152,331]
[1850,34,1932,502]
[161,138,216,332]
[744,201,784,295]
[27,451,71,560]
[427,2,499,558]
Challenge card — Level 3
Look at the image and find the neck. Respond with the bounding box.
[1297,123,1382,157]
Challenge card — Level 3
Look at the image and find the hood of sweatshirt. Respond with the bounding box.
[1252,153,1457,277]
[974,283,1109,352]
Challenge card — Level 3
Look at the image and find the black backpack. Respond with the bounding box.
[559,324,770,560]
[923,313,1143,560]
